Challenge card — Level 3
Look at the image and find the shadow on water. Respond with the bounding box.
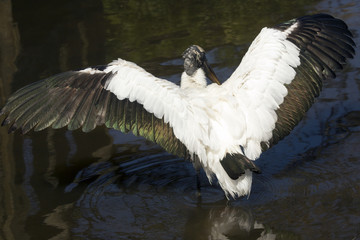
[0,0,360,239]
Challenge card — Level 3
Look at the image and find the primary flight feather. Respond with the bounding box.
[1,14,355,198]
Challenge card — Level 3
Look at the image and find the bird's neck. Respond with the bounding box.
[180,69,207,89]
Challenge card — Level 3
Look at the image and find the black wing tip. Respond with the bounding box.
[1,117,10,127]
[1,113,28,135]
[8,124,18,134]
[297,13,341,23]
[284,13,355,72]
[6,122,31,135]
[303,13,355,37]
[1,109,13,129]
[276,13,354,35]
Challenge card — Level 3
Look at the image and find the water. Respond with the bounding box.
[0,0,359,239]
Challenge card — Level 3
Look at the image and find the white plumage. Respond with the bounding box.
[0,14,355,198]
[223,27,301,159]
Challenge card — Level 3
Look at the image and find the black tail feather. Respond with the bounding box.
[220,153,261,180]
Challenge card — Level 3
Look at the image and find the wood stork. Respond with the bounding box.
[0,14,355,198]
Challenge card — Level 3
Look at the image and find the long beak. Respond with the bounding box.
[203,61,221,85]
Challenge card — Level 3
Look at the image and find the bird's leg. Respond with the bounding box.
[195,170,203,205]
[196,167,201,198]
[192,160,202,202]
[189,154,203,203]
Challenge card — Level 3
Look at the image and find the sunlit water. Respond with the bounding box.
[0,0,359,239]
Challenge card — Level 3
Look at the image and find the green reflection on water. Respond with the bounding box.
[101,0,318,64]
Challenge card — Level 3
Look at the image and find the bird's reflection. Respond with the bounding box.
[184,206,276,240]
[41,143,276,240]
[45,202,276,240]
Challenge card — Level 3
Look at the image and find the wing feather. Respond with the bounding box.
[224,14,355,159]
[0,61,189,158]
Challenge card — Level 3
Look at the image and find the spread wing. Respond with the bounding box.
[224,14,355,160]
[0,60,190,157]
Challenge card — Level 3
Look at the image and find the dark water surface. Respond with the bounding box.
[0,0,359,239]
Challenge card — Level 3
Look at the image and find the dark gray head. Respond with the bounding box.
[182,45,221,84]
[182,45,206,76]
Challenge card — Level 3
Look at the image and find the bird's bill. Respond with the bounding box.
[203,61,221,85]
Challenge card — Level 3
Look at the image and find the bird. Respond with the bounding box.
[0,14,355,199]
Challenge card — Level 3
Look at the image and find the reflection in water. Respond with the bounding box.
[42,143,277,239]
[0,1,21,240]
[22,138,40,215]
[184,207,276,240]
[45,196,276,240]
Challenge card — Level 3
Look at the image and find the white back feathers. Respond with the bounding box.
[0,14,355,198]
